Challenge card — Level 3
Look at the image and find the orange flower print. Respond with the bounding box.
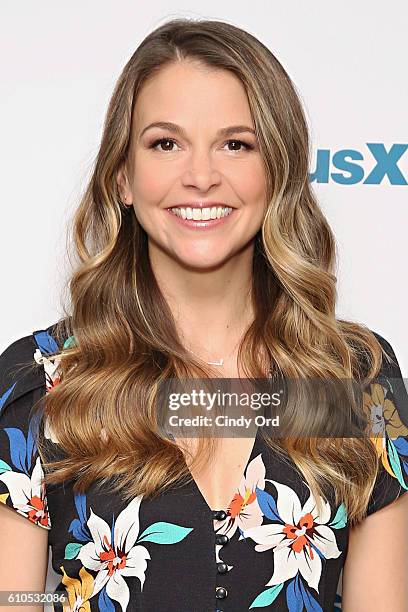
[60,564,94,611]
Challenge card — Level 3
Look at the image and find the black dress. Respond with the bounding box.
[0,322,407,611]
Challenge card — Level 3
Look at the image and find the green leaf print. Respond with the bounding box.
[329,502,348,529]
[64,542,83,559]
[137,521,193,544]
[249,583,285,608]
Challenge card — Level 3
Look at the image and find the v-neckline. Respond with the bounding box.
[185,427,262,515]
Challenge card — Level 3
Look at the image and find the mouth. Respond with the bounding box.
[166,205,235,229]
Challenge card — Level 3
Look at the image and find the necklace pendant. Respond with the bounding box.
[207,358,224,366]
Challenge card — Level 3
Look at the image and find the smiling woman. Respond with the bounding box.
[0,16,407,612]
[116,60,267,272]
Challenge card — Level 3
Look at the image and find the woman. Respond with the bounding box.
[0,18,407,612]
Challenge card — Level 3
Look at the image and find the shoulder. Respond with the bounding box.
[368,329,407,430]
[0,320,64,413]
[0,320,66,531]
[363,329,408,516]
[0,333,44,412]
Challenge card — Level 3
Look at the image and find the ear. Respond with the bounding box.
[116,163,133,204]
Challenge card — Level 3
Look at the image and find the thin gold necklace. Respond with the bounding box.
[187,335,242,366]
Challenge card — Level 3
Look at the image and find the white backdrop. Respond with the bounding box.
[1,0,407,599]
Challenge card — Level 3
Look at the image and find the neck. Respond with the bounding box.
[149,241,255,357]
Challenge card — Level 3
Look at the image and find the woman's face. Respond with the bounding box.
[118,60,267,269]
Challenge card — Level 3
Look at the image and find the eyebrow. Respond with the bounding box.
[139,121,256,139]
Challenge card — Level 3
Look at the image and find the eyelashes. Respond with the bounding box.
[148,137,255,153]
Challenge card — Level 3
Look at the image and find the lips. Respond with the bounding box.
[166,205,234,228]
[166,202,233,209]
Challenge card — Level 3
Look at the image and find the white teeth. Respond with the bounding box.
[170,206,232,220]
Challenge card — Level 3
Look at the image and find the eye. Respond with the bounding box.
[224,139,254,152]
[149,138,179,152]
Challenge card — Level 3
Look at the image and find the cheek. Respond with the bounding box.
[132,160,171,205]
[235,164,267,207]
[135,164,159,192]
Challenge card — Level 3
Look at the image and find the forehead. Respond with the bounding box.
[132,60,253,131]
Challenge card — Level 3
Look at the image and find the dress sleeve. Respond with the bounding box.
[364,332,408,516]
[0,333,51,530]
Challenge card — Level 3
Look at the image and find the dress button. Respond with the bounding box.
[215,586,228,599]
[217,562,228,574]
[212,509,227,520]
[215,534,229,545]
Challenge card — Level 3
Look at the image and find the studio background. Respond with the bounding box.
[1,1,406,606]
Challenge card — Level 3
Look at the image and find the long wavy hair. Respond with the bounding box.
[31,17,388,526]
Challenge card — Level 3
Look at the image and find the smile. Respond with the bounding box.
[170,206,233,220]
[166,206,235,230]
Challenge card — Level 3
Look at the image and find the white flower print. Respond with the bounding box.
[34,348,61,390]
[242,479,342,593]
[77,495,151,611]
[0,455,50,528]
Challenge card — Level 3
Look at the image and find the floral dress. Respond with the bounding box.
[0,322,407,611]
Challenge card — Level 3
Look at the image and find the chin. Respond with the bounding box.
[175,253,229,271]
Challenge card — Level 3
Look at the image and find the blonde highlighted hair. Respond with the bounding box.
[32,17,387,526]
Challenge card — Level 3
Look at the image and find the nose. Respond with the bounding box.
[181,148,222,191]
